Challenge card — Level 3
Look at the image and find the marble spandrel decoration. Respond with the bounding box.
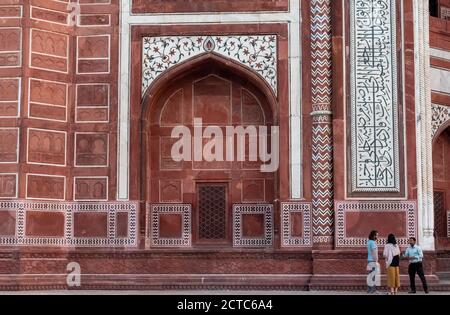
[142,35,278,96]
[350,0,400,192]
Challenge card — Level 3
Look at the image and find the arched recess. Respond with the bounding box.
[432,125,450,249]
[139,53,281,248]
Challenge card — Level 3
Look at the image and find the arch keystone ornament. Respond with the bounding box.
[142,35,278,96]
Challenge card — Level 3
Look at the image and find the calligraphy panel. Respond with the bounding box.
[350,0,400,192]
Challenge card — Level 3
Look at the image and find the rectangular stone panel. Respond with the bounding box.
[0,78,20,117]
[0,27,21,67]
[116,212,128,238]
[76,108,108,122]
[0,211,15,236]
[25,211,65,237]
[27,129,66,166]
[345,212,407,238]
[242,179,265,202]
[0,52,20,67]
[0,6,22,18]
[0,28,21,51]
[77,35,109,58]
[75,133,108,167]
[74,177,108,201]
[0,128,18,163]
[29,103,66,121]
[31,29,68,58]
[290,212,303,237]
[26,174,65,200]
[79,14,110,26]
[76,84,109,107]
[350,0,401,193]
[31,6,68,25]
[159,213,182,238]
[132,0,289,13]
[29,78,67,107]
[0,174,17,198]
[73,212,108,237]
[30,29,68,73]
[77,35,110,74]
[242,214,265,238]
[30,54,67,73]
[77,59,109,74]
[79,0,111,4]
[159,180,182,203]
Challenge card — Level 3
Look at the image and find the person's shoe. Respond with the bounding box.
[424,289,429,294]
[408,290,416,294]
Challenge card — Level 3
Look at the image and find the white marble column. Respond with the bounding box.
[413,0,435,250]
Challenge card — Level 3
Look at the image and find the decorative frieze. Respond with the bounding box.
[335,201,416,247]
[350,0,400,192]
[432,103,450,138]
[148,204,192,248]
[0,201,137,247]
[233,204,273,247]
[281,202,312,247]
[142,35,278,96]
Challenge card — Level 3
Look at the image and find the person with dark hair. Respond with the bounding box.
[383,234,401,295]
[366,230,379,294]
[403,237,429,294]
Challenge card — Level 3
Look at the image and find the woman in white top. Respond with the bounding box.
[383,234,401,295]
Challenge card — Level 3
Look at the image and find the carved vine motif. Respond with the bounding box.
[142,35,278,96]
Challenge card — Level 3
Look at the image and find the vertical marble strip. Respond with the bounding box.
[350,0,400,192]
[310,0,334,246]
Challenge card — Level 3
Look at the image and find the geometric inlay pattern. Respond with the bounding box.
[149,204,191,248]
[350,0,400,192]
[198,185,226,241]
[281,202,312,247]
[335,201,416,247]
[142,35,278,95]
[0,201,137,247]
[233,204,273,247]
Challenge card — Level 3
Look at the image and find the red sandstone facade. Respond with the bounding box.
[0,0,449,290]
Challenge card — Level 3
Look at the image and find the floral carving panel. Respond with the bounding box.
[142,35,278,96]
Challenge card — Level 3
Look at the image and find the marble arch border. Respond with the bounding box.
[117,0,303,201]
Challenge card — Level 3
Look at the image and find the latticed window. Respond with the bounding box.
[434,191,446,237]
[197,184,227,242]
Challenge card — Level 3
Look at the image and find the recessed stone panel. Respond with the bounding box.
[290,212,303,237]
[29,79,67,107]
[242,179,265,202]
[345,212,407,238]
[31,29,67,57]
[242,214,265,238]
[31,6,68,25]
[0,211,15,236]
[160,180,182,203]
[76,108,109,122]
[159,213,182,238]
[25,211,65,237]
[0,28,21,51]
[73,212,108,237]
[76,84,109,107]
[0,174,17,198]
[75,133,108,167]
[79,14,110,26]
[74,177,108,201]
[0,128,18,163]
[0,6,22,18]
[26,175,65,200]
[28,129,66,166]
[0,78,19,117]
[116,212,128,238]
